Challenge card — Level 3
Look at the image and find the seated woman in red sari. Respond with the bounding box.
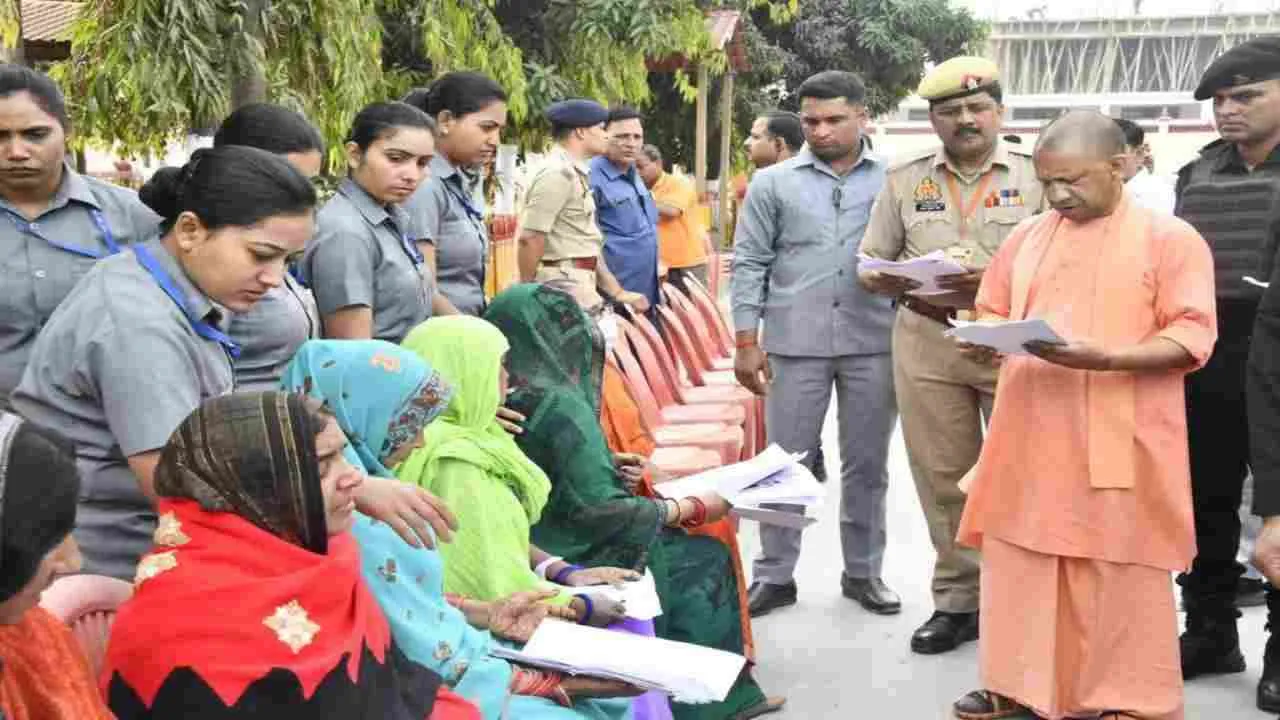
[0,412,112,720]
[102,392,480,720]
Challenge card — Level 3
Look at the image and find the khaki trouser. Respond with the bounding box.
[893,306,997,613]
[534,262,603,311]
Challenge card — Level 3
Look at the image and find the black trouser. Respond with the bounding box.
[1182,303,1258,617]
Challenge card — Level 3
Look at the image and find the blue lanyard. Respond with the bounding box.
[399,228,425,267]
[443,176,486,225]
[5,207,119,259]
[130,244,242,359]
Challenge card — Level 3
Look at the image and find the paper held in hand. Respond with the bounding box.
[652,444,824,527]
[583,570,663,621]
[944,318,1066,356]
[490,620,748,704]
[858,250,968,296]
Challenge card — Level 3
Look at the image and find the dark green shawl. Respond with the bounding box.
[484,284,664,570]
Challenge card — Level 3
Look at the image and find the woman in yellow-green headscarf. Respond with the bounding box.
[398,316,639,605]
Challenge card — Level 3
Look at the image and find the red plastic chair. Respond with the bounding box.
[40,574,134,677]
[619,319,746,427]
[663,283,734,372]
[682,276,735,354]
[628,313,762,457]
[655,304,738,387]
[650,445,723,478]
[609,350,743,464]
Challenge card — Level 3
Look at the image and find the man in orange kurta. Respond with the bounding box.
[635,145,709,289]
[952,111,1218,720]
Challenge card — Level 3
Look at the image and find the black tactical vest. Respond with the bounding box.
[1177,152,1280,304]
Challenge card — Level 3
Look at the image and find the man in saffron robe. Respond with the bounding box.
[951,110,1217,720]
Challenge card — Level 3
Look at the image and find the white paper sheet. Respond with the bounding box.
[586,570,663,621]
[858,250,968,296]
[653,444,799,501]
[944,318,1066,356]
[652,446,825,528]
[732,505,818,528]
[491,620,748,703]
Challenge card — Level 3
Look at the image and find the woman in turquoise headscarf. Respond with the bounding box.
[280,339,636,719]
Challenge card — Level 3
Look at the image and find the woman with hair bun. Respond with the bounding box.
[403,72,508,316]
[12,144,317,580]
[215,103,326,391]
[0,64,158,407]
[302,101,438,342]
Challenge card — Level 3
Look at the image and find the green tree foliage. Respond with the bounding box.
[51,0,735,155]
[53,0,387,158]
[647,0,986,174]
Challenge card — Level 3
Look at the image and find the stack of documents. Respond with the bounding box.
[587,570,663,621]
[858,250,968,296]
[944,318,1065,356]
[654,444,824,528]
[491,620,747,703]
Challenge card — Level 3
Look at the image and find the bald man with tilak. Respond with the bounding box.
[949,110,1219,720]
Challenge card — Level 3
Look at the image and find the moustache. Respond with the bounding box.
[955,128,981,136]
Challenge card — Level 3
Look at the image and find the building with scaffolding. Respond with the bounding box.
[874,9,1280,175]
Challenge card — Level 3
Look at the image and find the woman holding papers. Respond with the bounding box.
[103,393,481,719]
[485,284,784,720]
[281,339,639,719]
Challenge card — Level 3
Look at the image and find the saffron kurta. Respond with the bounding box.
[957,195,1217,719]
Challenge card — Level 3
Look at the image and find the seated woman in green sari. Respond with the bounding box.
[480,285,785,720]
[281,339,637,719]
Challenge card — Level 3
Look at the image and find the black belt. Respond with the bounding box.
[899,296,956,325]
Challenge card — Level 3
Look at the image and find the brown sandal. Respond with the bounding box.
[733,696,786,720]
[953,690,1028,719]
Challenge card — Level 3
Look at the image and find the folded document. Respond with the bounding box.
[858,250,968,296]
[944,318,1065,356]
[491,620,747,703]
[654,444,823,527]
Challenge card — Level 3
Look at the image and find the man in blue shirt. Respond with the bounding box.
[590,106,660,309]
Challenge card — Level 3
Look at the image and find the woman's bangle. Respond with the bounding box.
[574,593,594,625]
[552,563,584,585]
[534,555,563,580]
[681,497,708,529]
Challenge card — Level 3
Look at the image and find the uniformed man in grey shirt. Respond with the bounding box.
[731,70,899,618]
[13,237,235,580]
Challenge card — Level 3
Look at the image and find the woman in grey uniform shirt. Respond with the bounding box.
[0,65,158,406]
[302,102,437,341]
[402,72,508,316]
[215,103,325,391]
[12,145,317,580]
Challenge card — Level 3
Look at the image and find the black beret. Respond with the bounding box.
[1195,37,1280,101]
[544,99,609,128]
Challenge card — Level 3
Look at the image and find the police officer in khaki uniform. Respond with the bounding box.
[517,99,649,314]
[859,57,1045,655]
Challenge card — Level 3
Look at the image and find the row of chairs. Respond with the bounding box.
[607,278,766,479]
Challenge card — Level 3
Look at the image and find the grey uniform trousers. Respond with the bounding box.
[751,352,897,585]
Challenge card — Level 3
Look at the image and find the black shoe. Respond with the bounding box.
[1260,634,1280,712]
[952,689,1025,719]
[1238,577,1267,608]
[912,610,979,655]
[1180,615,1245,679]
[747,581,797,618]
[811,445,827,483]
[841,574,901,615]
